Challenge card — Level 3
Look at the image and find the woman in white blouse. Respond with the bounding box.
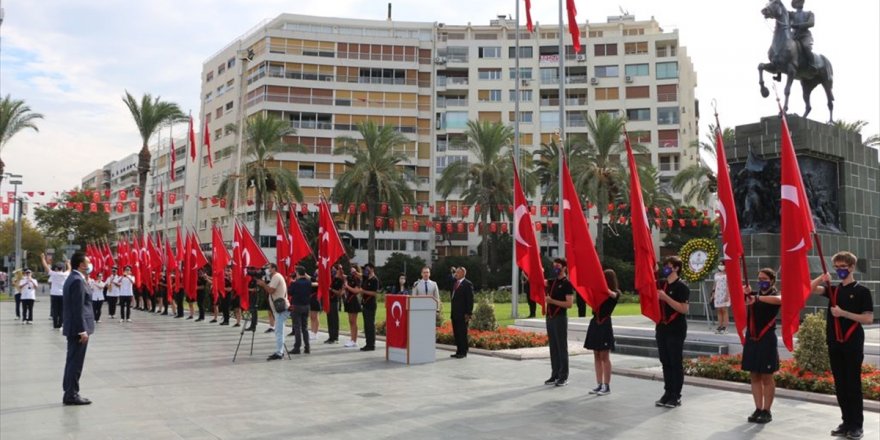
[90,274,107,323]
[18,269,38,324]
[116,266,135,322]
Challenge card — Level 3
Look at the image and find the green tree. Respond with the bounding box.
[436,120,536,288]
[671,124,734,206]
[332,121,415,265]
[833,119,880,149]
[33,190,115,249]
[377,252,427,289]
[121,91,184,233]
[218,114,305,241]
[534,137,586,204]
[0,95,44,187]
[0,218,47,271]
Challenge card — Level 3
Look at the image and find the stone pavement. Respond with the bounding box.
[1,300,877,440]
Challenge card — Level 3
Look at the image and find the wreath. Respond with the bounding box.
[678,238,719,282]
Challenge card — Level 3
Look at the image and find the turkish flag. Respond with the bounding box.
[715,125,747,344]
[289,205,313,266]
[386,294,409,349]
[189,230,208,301]
[318,199,346,313]
[182,232,194,300]
[165,238,175,302]
[2,203,9,215]
[276,210,291,277]
[562,158,609,310]
[566,0,581,53]
[232,223,246,309]
[512,159,545,314]
[625,134,660,323]
[169,138,177,181]
[157,183,165,218]
[779,114,815,351]
[130,236,142,290]
[188,115,197,162]
[524,0,534,32]
[204,118,213,168]
[212,226,230,301]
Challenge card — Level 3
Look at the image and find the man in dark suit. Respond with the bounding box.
[450,266,474,359]
[62,251,96,405]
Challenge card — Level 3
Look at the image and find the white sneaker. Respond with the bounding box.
[126,319,132,322]
[309,332,318,341]
[343,340,357,348]
[120,319,125,323]
[26,321,33,325]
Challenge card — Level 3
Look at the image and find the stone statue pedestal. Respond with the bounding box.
[728,115,879,321]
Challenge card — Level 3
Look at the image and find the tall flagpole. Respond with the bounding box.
[511,0,521,318]
[557,0,566,259]
[164,122,172,242]
[231,44,249,241]
[194,114,205,243]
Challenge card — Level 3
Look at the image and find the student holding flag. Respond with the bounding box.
[585,269,621,396]
[654,256,690,408]
[742,268,781,424]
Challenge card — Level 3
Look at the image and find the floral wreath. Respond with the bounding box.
[679,238,719,282]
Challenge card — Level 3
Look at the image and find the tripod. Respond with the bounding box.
[233,301,291,362]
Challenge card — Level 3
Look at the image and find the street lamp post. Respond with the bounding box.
[6,173,24,271]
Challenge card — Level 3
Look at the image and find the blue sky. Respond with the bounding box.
[1,0,878,195]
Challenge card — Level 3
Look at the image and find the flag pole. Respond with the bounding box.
[511,0,521,319]
[557,0,566,260]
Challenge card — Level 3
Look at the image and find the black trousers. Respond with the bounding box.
[829,343,864,429]
[63,336,88,400]
[220,294,231,323]
[362,303,377,348]
[107,296,118,316]
[452,317,469,355]
[656,324,686,399]
[197,290,206,319]
[119,297,132,320]
[175,291,184,317]
[327,300,340,341]
[575,294,587,318]
[292,309,310,350]
[546,313,569,380]
[14,293,21,317]
[50,295,64,328]
[21,299,34,321]
[92,300,103,322]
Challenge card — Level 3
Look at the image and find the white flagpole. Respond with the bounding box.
[511,0,521,318]
[557,0,566,259]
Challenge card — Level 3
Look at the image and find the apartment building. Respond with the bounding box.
[106,153,140,235]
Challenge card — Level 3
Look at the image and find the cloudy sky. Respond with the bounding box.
[1,0,878,195]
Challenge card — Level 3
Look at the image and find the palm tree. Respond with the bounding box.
[217,114,304,240]
[121,91,184,233]
[534,136,587,204]
[833,119,880,149]
[436,120,535,287]
[332,121,415,265]
[0,95,44,187]
[577,112,647,259]
[671,124,734,207]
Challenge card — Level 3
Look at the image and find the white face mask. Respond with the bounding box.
[85,263,94,274]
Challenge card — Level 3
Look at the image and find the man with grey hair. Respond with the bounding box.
[450,266,473,359]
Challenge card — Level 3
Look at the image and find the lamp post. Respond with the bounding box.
[6,173,23,271]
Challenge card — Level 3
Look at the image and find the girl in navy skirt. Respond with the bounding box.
[742,268,781,424]
[584,269,620,396]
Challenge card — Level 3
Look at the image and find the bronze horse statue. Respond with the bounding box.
[758,0,834,122]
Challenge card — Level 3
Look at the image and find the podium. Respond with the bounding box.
[385,294,437,364]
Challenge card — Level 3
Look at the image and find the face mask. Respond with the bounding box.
[85,263,94,274]
[552,267,561,277]
[758,280,771,291]
[363,269,371,278]
[836,268,850,280]
[661,267,673,277]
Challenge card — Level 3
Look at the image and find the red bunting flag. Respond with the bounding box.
[625,134,660,323]
[512,159,545,314]
[566,0,581,53]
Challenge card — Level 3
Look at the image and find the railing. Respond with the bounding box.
[657,93,678,102]
[291,120,333,130]
[659,140,680,148]
[444,77,469,87]
[565,97,588,105]
[336,51,419,63]
[566,119,588,127]
[540,98,560,106]
[436,98,468,108]
[566,76,589,84]
[247,93,421,111]
[541,77,560,85]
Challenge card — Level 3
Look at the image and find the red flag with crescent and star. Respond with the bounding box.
[275,210,290,278]
[625,134,660,323]
[169,138,177,181]
[779,113,815,351]
[211,226,229,301]
[232,222,246,309]
[512,158,545,314]
[562,158,609,310]
[385,294,409,349]
[318,198,346,313]
[714,124,747,344]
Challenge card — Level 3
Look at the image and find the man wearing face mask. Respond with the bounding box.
[544,258,574,387]
[61,251,96,405]
[654,256,690,409]
[360,263,380,352]
[325,264,345,344]
[810,251,874,440]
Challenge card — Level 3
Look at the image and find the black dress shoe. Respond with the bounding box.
[360,346,375,351]
[195,318,204,322]
[304,347,310,354]
[174,315,182,319]
[63,396,92,406]
[220,321,229,326]
[186,316,193,320]
[323,339,337,344]
[288,349,301,355]
[845,428,863,439]
[264,328,274,333]
[266,353,282,361]
[663,398,682,408]
[233,323,241,327]
[555,379,568,387]
[830,424,848,437]
[747,409,761,423]
[655,395,669,407]
[451,353,466,359]
[209,319,218,323]
[287,331,295,336]
[450,353,460,358]
[544,377,558,385]
[754,410,772,424]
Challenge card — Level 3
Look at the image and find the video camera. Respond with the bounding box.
[245,267,270,282]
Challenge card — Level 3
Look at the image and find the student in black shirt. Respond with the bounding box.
[810,251,874,440]
[360,263,380,352]
[654,256,690,408]
[325,264,345,344]
[742,268,782,424]
[544,258,574,387]
[287,265,312,354]
[343,265,363,348]
[585,269,621,396]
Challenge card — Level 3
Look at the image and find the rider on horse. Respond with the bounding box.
[789,0,816,69]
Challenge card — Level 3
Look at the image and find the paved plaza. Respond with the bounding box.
[1,300,877,440]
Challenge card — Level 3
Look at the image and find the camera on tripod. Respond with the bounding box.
[245,266,270,282]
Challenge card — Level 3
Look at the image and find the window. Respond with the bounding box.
[478,68,502,80]
[594,43,618,56]
[508,111,533,123]
[596,109,619,118]
[588,30,603,38]
[629,130,652,143]
[656,62,679,79]
[595,87,619,100]
[488,90,502,102]
[205,91,213,102]
[657,84,678,102]
[623,28,645,36]
[657,107,680,125]
[435,155,467,174]
[218,64,226,75]
[626,108,651,121]
[624,42,648,55]
[540,111,559,129]
[298,165,315,178]
[226,57,236,68]
[625,86,650,99]
[659,154,680,172]
[508,46,534,58]
[206,71,214,82]
[658,129,679,148]
[508,67,533,80]
[215,107,223,119]
[445,46,469,62]
[625,63,649,77]
[508,89,533,102]
[478,46,501,58]
[445,111,468,129]
[594,65,619,78]
[540,67,559,83]
[225,101,233,110]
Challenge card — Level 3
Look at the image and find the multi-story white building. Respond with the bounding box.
[106,154,140,235]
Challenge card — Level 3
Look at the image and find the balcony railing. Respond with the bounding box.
[291,120,333,130]
[657,93,679,102]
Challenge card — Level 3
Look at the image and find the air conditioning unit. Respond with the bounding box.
[625,75,633,83]
[434,56,447,64]
[590,77,599,85]
[576,54,587,62]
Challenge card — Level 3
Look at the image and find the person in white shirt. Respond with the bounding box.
[89,274,107,323]
[42,253,70,329]
[105,267,120,319]
[711,265,731,334]
[19,269,38,324]
[413,267,441,313]
[115,266,135,322]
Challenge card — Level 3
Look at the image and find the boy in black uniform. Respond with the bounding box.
[544,258,574,387]
[654,256,690,408]
[810,251,874,440]
[325,264,344,344]
[360,263,380,351]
